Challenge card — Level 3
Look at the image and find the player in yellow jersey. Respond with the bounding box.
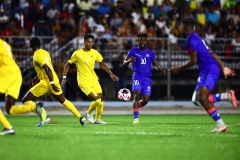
[61,34,119,124]
[0,38,45,135]
[20,37,87,127]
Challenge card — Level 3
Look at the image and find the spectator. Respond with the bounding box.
[98,0,112,15]
[206,6,220,24]
[196,6,206,26]
[204,26,215,47]
[76,0,92,17]
[110,12,123,30]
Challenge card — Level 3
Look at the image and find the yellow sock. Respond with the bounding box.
[0,109,12,129]
[63,99,81,119]
[88,99,99,114]
[96,100,104,121]
[9,101,36,115]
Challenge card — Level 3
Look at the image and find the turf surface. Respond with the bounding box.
[0,114,239,160]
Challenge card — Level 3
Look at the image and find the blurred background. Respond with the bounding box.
[0,0,239,101]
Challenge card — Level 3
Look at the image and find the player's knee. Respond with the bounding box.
[192,94,200,106]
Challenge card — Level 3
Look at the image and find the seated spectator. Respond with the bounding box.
[204,26,215,47]
[98,0,112,15]
[155,16,167,29]
[226,7,239,25]
[196,6,206,26]
[76,0,92,17]
[206,6,220,24]
[110,12,123,30]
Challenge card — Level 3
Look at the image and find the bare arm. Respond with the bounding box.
[171,51,197,74]
[208,48,224,70]
[208,48,235,78]
[99,61,119,81]
[42,64,60,92]
[61,62,71,86]
[123,56,136,67]
[152,60,166,75]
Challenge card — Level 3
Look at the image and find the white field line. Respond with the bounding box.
[65,130,240,138]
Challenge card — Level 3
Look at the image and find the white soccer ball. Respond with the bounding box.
[118,88,131,101]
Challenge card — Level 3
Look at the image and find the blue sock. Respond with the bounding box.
[133,108,138,118]
[212,94,221,103]
[207,107,221,121]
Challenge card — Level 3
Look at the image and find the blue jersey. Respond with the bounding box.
[186,32,220,91]
[127,47,155,78]
[185,32,219,71]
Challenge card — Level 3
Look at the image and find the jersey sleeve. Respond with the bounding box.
[68,51,78,64]
[188,35,199,54]
[127,49,134,58]
[96,50,103,62]
[36,54,47,67]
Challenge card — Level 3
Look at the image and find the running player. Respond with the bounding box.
[123,32,166,124]
[171,18,238,132]
[61,34,119,124]
[21,37,86,127]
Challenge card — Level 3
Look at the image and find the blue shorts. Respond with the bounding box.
[195,66,220,91]
[132,76,152,96]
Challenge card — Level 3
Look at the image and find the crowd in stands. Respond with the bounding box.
[0,0,240,48]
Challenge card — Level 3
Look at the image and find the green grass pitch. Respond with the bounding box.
[0,114,239,160]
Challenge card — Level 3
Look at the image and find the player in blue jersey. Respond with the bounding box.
[123,32,166,124]
[171,18,238,132]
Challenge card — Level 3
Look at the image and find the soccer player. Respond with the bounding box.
[61,34,119,124]
[123,32,166,124]
[0,38,19,135]
[20,37,86,127]
[170,18,238,132]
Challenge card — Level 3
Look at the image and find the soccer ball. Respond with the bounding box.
[118,88,131,101]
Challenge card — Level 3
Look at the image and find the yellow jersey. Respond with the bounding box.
[68,48,103,81]
[0,39,21,73]
[33,49,59,82]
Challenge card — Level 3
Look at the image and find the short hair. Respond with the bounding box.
[84,34,94,41]
[183,18,195,29]
[30,37,40,48]
[137,32,148,39]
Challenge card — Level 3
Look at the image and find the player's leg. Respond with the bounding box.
[133,90,141,124]
[208,90,238,108]
[138,77,152,108]
[0,109,15,135]
[192,70,227,132]
[94,93,107,124]
[132,79,142,124]
[198,87,228,132]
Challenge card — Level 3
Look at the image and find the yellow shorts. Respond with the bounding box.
[30,79,62,97]
[79,79,102,96]
[0,71,22,99]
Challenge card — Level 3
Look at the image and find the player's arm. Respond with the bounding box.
[123,56,136,66]
[99,61,119,81]
[208,48,224,70]
[32,75,40,86]
[61,62,71,87]
[171,51,197,74]
[208,48,235,78]
[42,64,60,92]
[152,60,166,75]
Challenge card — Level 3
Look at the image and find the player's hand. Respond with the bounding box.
[61,78,66,87]
[110,74,119,81]
[32,76,40,86]
[223,67,235,78]
[51,84,60,92]
[159,68,167,75]
[129,57,136,62]
[170,67,180,74]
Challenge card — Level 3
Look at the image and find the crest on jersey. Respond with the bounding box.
[146,54,149,57]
